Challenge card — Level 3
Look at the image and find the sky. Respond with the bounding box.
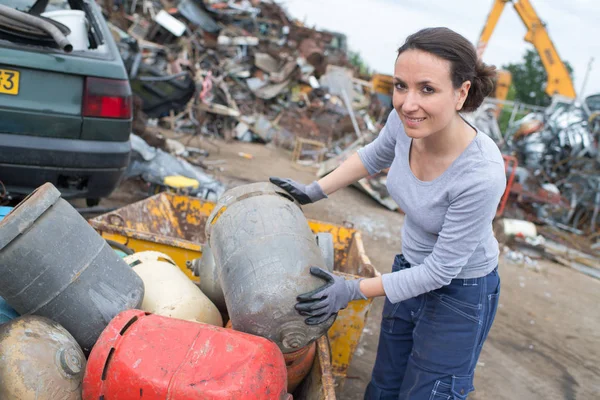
[282,0,600,99]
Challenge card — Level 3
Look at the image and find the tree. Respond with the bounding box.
[348,50,371,77]
[503,48,573,107]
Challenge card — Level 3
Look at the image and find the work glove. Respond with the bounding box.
[295,267,366,325]
[269,177,327,205]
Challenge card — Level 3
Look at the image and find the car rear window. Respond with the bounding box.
[0,0,106,52]
[0,0,70,13]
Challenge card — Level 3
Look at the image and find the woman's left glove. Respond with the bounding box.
[295,267,367,325]
[269,177,327,205]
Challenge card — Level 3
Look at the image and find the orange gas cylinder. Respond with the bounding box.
[83,310,291,400]
[284,342,316,393]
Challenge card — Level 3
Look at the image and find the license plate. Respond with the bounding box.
[0,69,20,95]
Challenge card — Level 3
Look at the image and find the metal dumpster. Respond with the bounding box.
[89,192,377,392]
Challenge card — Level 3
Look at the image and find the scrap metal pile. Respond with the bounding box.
[100,0,394,207]
[102,0,385,145]
[487,94,600,253]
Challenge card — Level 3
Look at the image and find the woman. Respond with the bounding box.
[271,27,506,399]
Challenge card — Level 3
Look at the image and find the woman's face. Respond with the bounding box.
[393,49,470,139]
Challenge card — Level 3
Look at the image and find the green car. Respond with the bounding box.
[0,0,131,205]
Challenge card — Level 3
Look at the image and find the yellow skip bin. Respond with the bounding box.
[89,192,377,386]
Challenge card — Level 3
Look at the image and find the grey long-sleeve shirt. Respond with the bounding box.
[357,110,506,304]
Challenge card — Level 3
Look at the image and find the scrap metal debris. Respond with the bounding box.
[478,94,600,268]
[126,134,225,201]
[101,0,393,207]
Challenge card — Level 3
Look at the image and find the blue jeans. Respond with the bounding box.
[365,254,500,400]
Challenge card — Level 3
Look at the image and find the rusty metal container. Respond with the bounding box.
[205,182,334,353]
[0,183,144,352]
[0,315,85,399]
[125,251,222,326]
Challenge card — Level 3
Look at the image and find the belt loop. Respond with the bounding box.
[462,278,479,286]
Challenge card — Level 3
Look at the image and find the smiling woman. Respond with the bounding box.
[271,27,506,399]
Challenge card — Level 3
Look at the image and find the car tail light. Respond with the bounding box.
[83,77,132,119]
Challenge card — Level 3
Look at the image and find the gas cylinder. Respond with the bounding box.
[125,251,223,326]
[285,342,317,393]
[189,234,335,313]
[0,315,86,399]
[188,244,227,312]
[0,183,145,352]
[0,296,18,324]
[83,310,291,400]
[205,182,335,353]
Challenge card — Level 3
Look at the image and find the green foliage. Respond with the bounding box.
[503,48,574,107]
[348,50,371,76]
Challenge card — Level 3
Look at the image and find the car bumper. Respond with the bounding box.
[0,133,131,199]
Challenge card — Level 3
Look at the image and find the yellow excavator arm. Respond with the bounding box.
[478,0,576,99]
[477,0,508,58]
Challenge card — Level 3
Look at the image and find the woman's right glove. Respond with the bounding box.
[295,267,366,325]
[269,177,327,205]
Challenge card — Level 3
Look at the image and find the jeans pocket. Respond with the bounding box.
[428,291,482,324]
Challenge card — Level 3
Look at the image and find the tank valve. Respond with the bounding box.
[280,322,308,351]
[58,347,83,375]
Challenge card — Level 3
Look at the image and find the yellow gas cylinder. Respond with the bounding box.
[125,251,223,327]
[0,316,85,399]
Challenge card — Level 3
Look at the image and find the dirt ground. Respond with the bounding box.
[96,136,600,400]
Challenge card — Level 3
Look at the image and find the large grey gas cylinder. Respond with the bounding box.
[0,183,144,352]
[205,182,335,353]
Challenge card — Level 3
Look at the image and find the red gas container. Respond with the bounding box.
[83,310,291,400]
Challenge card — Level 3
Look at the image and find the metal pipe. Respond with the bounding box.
[0,4,72,53]
[74,206,117,214]
[341,88,362,139]
[104,239,134,256]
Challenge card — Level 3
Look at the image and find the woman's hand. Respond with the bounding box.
[269,178,327,205]
[295,267,366,325]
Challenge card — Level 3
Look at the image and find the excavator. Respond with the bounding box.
[478,0,577,102]
[369,0,575,113]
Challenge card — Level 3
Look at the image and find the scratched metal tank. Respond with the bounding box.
[0,183,144,352]
[205,182,335,353]
[0,315,85,399]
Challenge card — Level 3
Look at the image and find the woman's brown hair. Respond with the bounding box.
[397,27,497,112]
